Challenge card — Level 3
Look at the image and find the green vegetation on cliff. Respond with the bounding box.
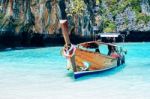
[100,0,150,32]
[66,0,86,16]
[65,0,150,33]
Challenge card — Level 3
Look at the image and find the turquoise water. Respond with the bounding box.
[0,43,150,99]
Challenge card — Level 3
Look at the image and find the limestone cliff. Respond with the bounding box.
[0,0,62,34]
[1,0,150,34]
[0,0,150,48]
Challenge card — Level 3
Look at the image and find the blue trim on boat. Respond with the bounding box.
[74,65,118,79]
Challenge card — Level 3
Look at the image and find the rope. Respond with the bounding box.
[63,44,76,58]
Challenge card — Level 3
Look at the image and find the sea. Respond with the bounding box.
[0,43,150,99]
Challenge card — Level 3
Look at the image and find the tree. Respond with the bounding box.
[65,0,86,35]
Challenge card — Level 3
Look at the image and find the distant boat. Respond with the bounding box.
[60,20,127,79]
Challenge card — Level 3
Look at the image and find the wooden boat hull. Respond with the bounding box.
[74,65,117,78]
[71,48,123,78]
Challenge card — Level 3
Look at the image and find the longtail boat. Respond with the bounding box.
[60,20,127,79]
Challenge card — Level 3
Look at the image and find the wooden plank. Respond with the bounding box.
[75,48,117,71]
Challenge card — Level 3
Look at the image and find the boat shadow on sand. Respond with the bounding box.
[66,64,126,81]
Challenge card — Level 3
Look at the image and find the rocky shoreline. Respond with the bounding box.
[0,31,150,50]
[0,0,150,49]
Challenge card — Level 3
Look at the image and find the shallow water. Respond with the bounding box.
[0,43,150,99]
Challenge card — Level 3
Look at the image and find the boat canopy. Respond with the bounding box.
[97,33,120,37]
[78,41,118,49]
[79,41,99,49]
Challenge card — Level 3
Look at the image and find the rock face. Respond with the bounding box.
[0,0,150,48]
[1,0,150,33]
[0,0,65,48]
[0,0,62,34]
